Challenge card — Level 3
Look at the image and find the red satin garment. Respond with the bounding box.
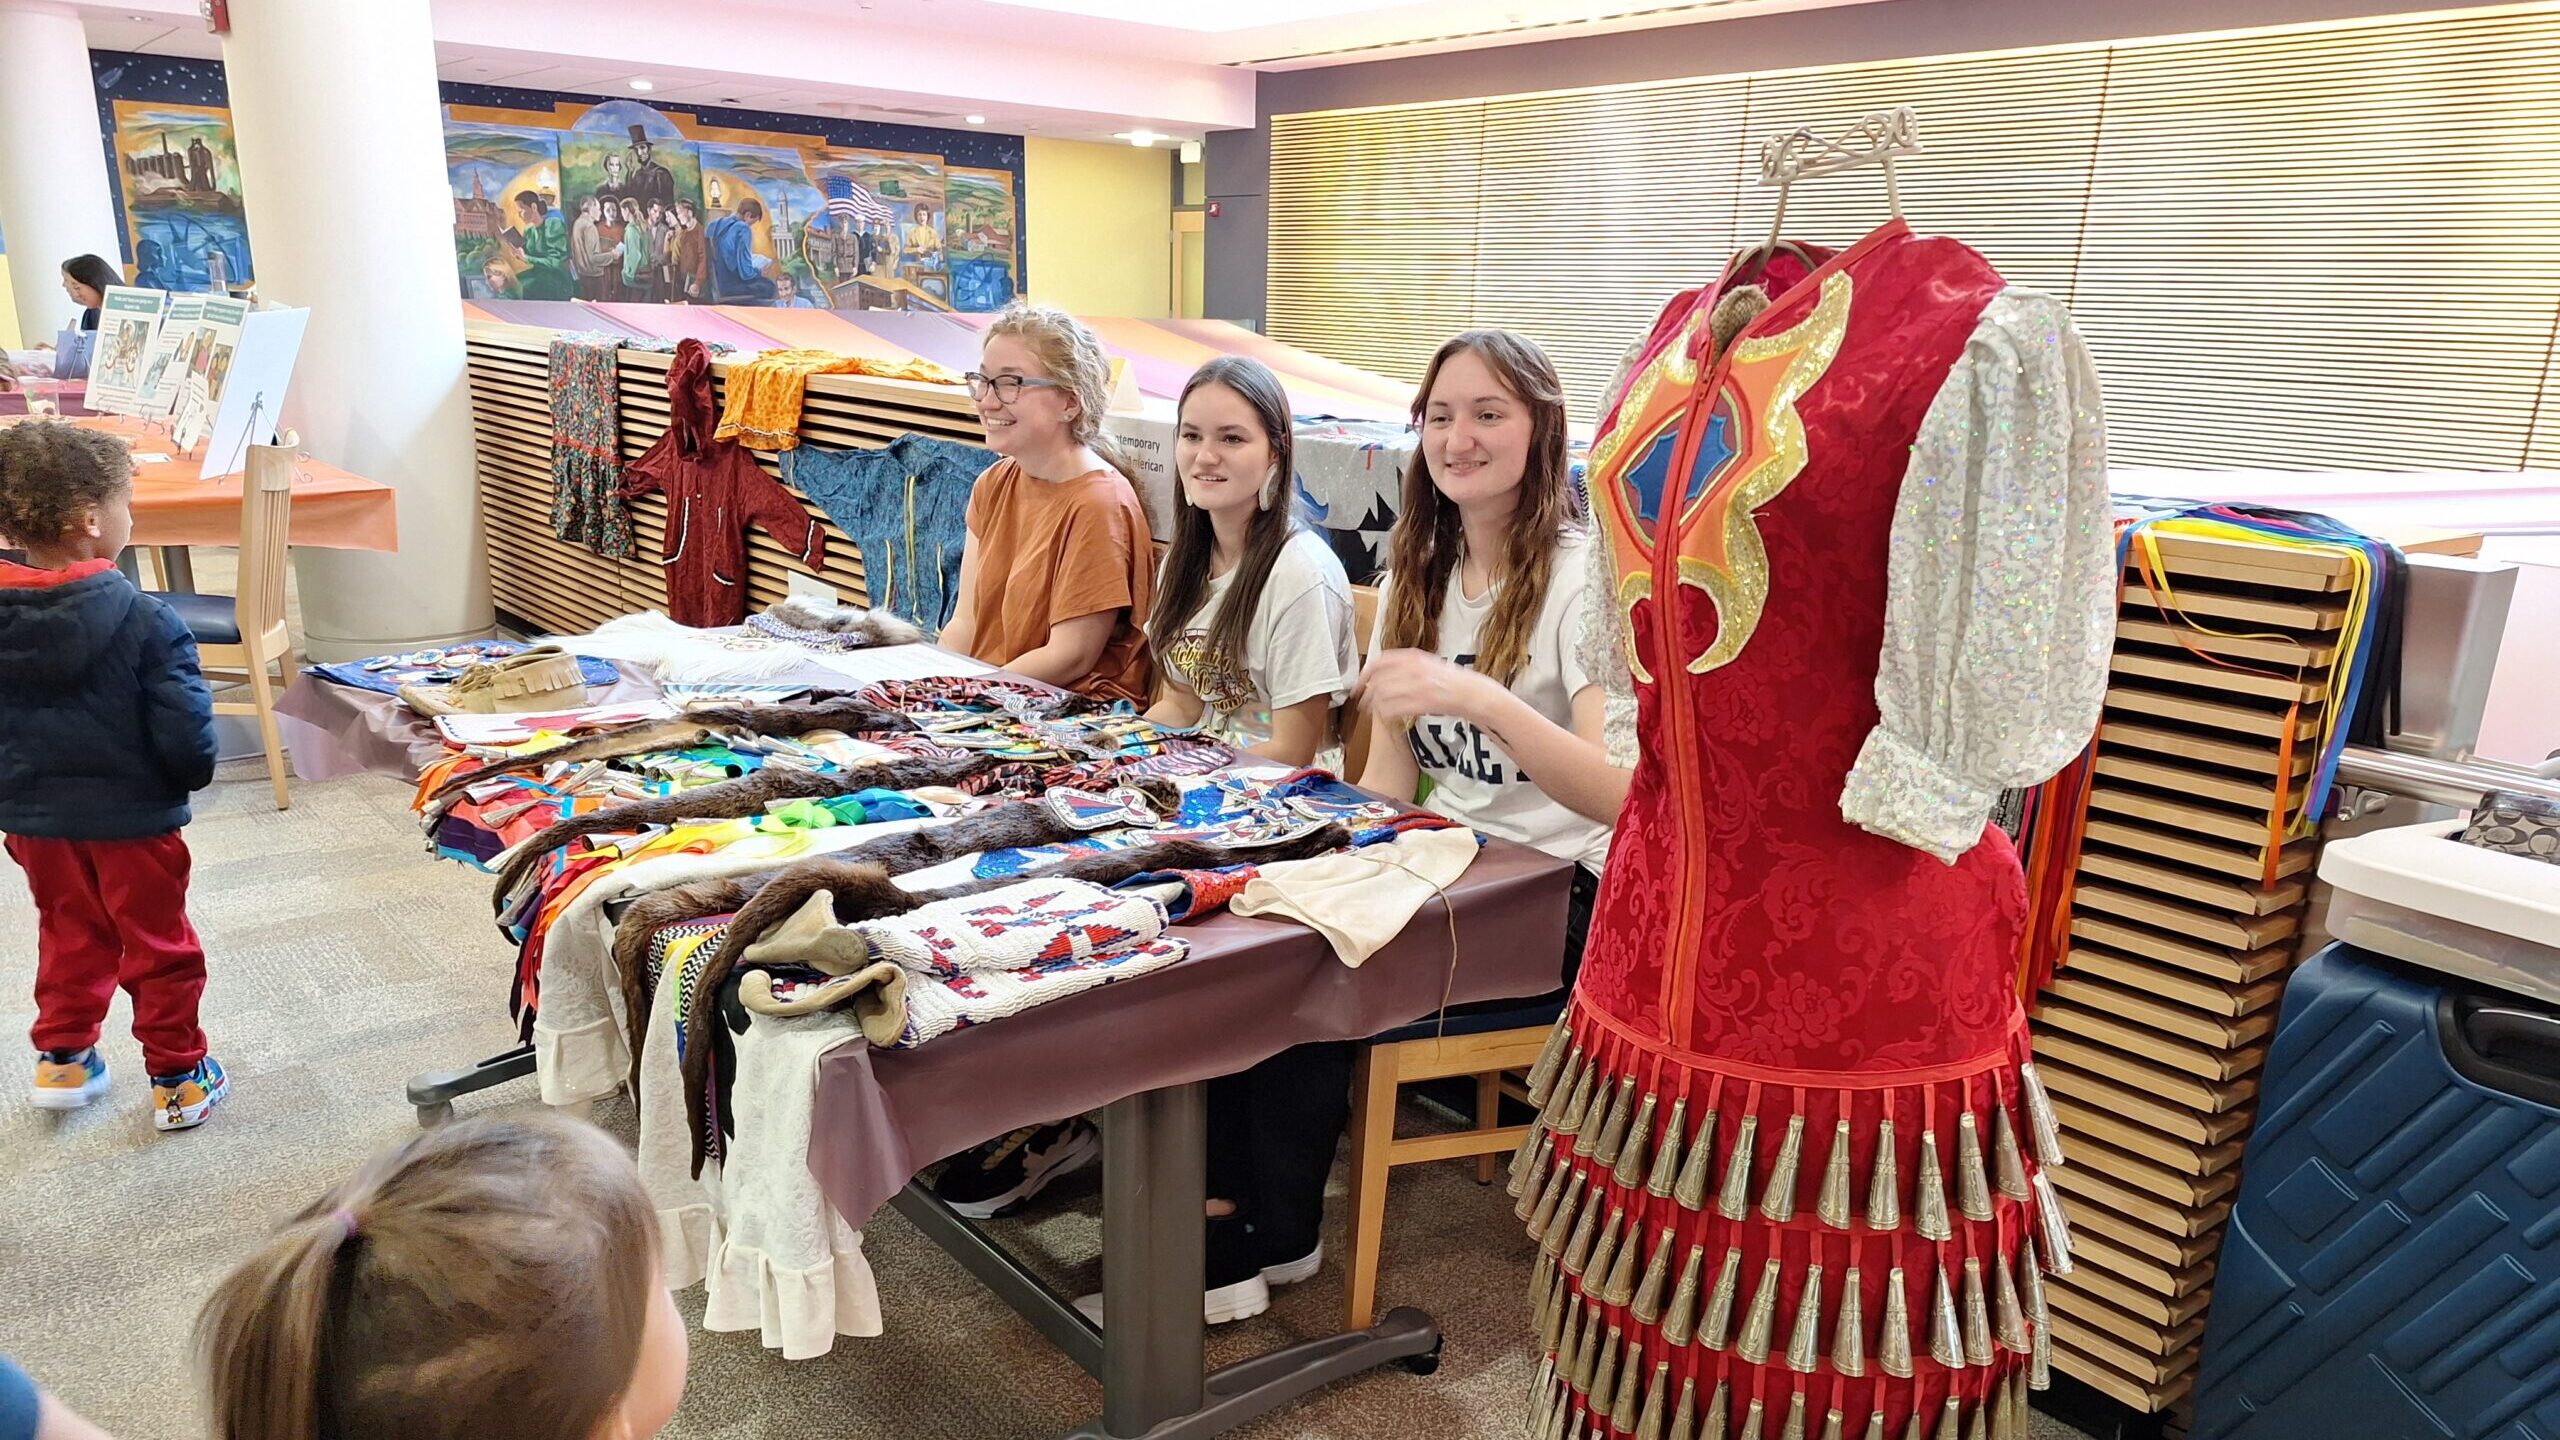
[1516,221,2071,1440]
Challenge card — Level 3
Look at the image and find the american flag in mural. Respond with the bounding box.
[824,174,893,225]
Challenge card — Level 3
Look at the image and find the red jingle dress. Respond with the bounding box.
[1514,220,2116,1440]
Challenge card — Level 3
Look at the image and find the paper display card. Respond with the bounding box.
[135,294,206,419]
[169,296,249,453]
[85,287,168,416]
[193,306,308,480]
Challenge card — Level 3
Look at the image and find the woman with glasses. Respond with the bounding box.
[938,302,1155,703]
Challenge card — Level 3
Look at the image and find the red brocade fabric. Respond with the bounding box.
[1517,222,2072,1440]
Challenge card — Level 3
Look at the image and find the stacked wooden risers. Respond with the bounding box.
[463,321,984,634]
[2026,531,2362,1414]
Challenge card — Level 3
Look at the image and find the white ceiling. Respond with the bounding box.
[731,0,1888,68]
[77,0,1888,142]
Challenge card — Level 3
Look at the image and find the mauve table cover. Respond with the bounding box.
[809,836,1574,1229]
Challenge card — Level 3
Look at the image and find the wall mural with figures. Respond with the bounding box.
[90,52,1027,312]
[453,99,1019,313]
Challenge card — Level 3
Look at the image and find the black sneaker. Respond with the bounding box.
[1075,1211,1272,1327]
[932,1116,1100,1219]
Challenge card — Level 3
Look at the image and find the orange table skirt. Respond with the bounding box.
[17,415,401,553]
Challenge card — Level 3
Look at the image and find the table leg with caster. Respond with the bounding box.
[404,1042,537,1127]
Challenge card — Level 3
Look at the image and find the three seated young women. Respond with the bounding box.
[932,311,1630,1323]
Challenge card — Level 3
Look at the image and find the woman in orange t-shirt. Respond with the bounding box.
[939,302,1155,703]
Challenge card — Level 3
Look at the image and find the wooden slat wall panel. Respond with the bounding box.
[465,323,987,637]
[1266,5,2560,451]
[2022,538,2361,1411]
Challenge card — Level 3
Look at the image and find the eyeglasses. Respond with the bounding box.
[964,372,1064,403]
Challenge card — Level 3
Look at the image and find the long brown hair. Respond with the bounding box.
[1147,356,1303,686]
[1379,330,1578,685]
[198,1114,660,1440]
[984,300,1141,486]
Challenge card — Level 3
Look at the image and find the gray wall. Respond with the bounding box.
[1205,0,2505,326]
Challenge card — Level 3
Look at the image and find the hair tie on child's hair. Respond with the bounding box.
[332,1207,361,1243]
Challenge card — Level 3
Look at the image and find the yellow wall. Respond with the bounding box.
[1024,137,1171,318]
[0,261,18,350]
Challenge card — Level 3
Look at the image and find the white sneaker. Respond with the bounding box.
[1074,1274,1273,1328]
[1261,1239,1323,1288]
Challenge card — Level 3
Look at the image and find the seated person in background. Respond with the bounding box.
[196,1113,685,1440]
[1173,329,1629,1324]
[705,198,778,303]
[1144,355,1356,768]
[936,301,1155,705]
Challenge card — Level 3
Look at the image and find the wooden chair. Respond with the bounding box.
[1334,576,1563,1329]
[158,432,296,809]
[1340,584,1379,781]
[1344,1002,1563,1329]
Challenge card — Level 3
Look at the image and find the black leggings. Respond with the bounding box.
[1204,864,1601,1260]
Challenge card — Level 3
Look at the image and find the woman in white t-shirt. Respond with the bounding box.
[1159,332,1630,1331]
[1355,329,1630,874]
[1144,356,1358,766]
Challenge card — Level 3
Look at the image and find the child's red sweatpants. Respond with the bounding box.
[6,831,208,1077]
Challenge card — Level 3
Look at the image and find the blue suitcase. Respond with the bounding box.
[2192,942,2560,1439]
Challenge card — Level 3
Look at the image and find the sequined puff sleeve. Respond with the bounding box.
[1576,523,1640,769]
[1838,287,2115,863]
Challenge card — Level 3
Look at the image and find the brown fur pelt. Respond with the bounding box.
[674,820,1352,1171]
[487,751,998,909]
[427,694,919,807]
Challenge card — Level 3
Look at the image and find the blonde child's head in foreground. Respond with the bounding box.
[198,1112,684,1440]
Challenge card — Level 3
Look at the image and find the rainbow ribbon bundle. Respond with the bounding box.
[2013,500,2405,995]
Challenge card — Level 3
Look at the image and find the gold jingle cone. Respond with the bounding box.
[2019,1063,2066,1167]
[1675,1107,1721,1211]
[1991,1105,2030,1202]
[1591,1325,1624,1424]
[1928,1258,1964,1369]
[2031,1169,2074,1275]
[1962,1256,1995,1366]
[1612,1339,1645,1431]
[1956,1112,1994,1223]
[1994,1247,2030,1353]
[1587,1075,1637,1163]
[1779,1393,1809,1440]
[1526,1157,1573,1240]
[1582,1205,1628,1288]
[1761,1113,1808,1223]
[1646,1097,1690,1199]
[1602,1213,1644,1308]
[1631,1226,1678,1323]
[1786,1262,1826,1373]
[1576,1073,1626,1159]
[1545,1047,1588,1129]
[1616,1092,1661,1188]
[1817,1118,1857,1230]
[1914,1129,1953,1243]
[1832,1264,1869,1376]
[1561,1183,1606,1276]
[1662,1244,1707,1346]
[1879,1265,1915,1378]
[1717,1114,1761,1220]
[1736,1256,1786,1365]
[1527,1016,1573,1100]
[1867,1118,1902,1231]
[1635,1360,1673,1440]
[1738,1399,1768,1440]
[1555,1052,1600,1139]
[1700,1246,1747,1351]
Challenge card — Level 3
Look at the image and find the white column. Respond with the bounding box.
[222,0,491,657]
[0,1,126,343]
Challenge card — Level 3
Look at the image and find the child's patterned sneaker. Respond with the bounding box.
[31,1048,110,1110]
[151,1056,228,1131]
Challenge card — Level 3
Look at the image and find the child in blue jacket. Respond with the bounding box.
[0,421,226,1130]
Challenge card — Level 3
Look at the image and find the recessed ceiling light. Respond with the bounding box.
[628,78,655,92]
[966,115,987,126]
[1116,128,1159,148]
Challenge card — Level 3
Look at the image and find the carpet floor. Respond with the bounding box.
[0,762,2102,1439]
